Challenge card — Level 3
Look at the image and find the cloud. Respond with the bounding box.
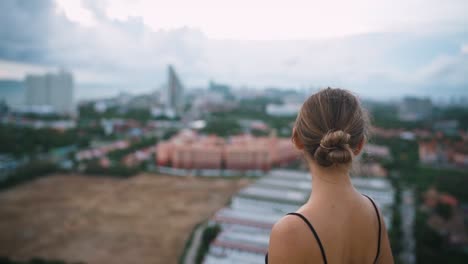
[0,0,53,63]
[99,0,468,40]
[0,0,467,100]
[0,0,207,86]
[462,44,468,54]
[55,0,97,27]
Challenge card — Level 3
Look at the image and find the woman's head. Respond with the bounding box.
[293,88,370,167]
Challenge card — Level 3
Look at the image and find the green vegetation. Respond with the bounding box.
[250,128,270,137]
[178,222,202,264]
[369,103,427,130]
[371,135,468,201]
[201,117,242,137]
[75,122,107,146]
[209,108,295,136]
[369,137,419,170]
[433,106,468,130]
[196,224,221,264]
[369,103,468,131]
[79,104,180,122]
[179,223,222,264]
[20,113,71,121]
[162,129,178,140]
[79,104,151,121]
[0,125,77,157]
[369,134,468,264]
[415,211,468,264]
[83,159,140,177]
[406,166,468,203]
[0,160,57,191]
[0,257,83,264]
[435,203,452,220]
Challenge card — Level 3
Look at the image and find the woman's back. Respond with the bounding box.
[267,88,393,264]
[268,189,392,264]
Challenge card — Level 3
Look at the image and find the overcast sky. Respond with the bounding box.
[0,0,467,99]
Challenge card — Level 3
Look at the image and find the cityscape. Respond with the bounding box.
[1,1,468,264]
[1,64,467,264]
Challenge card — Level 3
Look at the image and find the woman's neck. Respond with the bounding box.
[307,162,357,204]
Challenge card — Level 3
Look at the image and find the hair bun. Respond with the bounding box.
[314,130,353,167]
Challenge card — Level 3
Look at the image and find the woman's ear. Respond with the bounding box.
[354,137,365,155]
[292,127,304,150]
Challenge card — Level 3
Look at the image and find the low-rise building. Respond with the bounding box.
[155,131,299,172]
[75,140,130,161]
[203,170,394,263]
[419,139,468,168]
[364,144,392,160]
[122,146,156,167]
[0,155,24,181]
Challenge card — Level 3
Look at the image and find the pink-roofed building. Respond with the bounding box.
[156,142,173,166]
[370,126,403,139]
[191,143,223,169]
[451,141,468,167]
[365,144,391,160]
[123,146,156,167]
[155,131,299,171]
[75,140,130,161]
[418,139,468,168]
[224,136,275,171]
[172,144,194,169]
[440,194,459,207]
[423,188,459,208]
[419,140,439,164]
[460,130,468,142]
[224,145,271,171]
[275,138,300,165]
[452,152,468,166]
[354,162,388,177]
[99,157,111,168]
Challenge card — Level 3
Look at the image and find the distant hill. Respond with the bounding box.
[0,80,24,107]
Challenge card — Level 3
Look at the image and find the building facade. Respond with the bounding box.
[25,70,74,114]
[167,65,184,115]
[155,131,299,171]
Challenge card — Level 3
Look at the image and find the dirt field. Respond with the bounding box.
[0,173,249,264]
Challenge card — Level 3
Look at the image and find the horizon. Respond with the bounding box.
[2,70,466,105]
[1,2,468,264]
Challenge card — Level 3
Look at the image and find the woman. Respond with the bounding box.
[266,88,394,264]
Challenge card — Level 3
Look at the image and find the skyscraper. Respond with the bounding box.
[25,70,74,114]
[167,65,184,115]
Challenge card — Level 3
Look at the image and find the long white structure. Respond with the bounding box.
[203,169,394,264]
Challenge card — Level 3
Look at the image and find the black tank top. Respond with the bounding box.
[265,194,382,264]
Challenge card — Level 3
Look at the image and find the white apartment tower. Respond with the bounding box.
[25,70,74,114]
[167,65,184,115]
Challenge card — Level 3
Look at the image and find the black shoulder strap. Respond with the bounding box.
[286,212,328,264]
[362,194,382,264]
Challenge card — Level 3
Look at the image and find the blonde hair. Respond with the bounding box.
[293,88,370,167]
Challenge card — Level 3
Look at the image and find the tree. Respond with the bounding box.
[435,203,452,220]
[196,225,221,264]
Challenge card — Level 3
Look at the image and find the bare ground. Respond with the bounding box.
[0,173,249,264]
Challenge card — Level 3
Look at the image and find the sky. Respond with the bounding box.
[0,0,467,100]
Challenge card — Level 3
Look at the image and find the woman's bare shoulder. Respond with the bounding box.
[267,214,322,264]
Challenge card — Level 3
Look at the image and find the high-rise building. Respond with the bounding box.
[25,70,74,114]
[167,65,184,115]
[398,97,432,121]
